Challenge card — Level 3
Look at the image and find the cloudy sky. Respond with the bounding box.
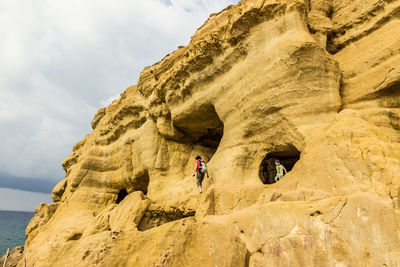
[0,0,240,211]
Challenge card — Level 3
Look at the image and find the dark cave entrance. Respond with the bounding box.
[138,209,196,231]
[192,109,223,162]
[116,189,128,204]
[116,171,150,204]
[195,127,223,150]
[259,146,300,184]
[135,171,150,195]
[173,104,223,157]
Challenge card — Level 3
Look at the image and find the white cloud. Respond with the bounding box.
[100,94,121,107]
[0,0,240,182]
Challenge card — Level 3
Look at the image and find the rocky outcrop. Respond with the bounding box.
[0,246,24,267]
[9,0,400,266]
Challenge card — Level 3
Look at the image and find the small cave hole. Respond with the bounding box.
[259,146,300,184]
[173,104,223,159]
[67,232,82,241]
[195,127,223,150]
[134,171,150,195]
[310,210,322,217]
[116,189,128,204]
[192,106,224,161]
[138,210,196,231]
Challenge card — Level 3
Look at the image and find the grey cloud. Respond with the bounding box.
[159,0,173,6]
[0,188,52,212]
[0,171,57,194]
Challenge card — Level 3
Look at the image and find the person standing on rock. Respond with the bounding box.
[193,156,209,193]
[274,159,287,182]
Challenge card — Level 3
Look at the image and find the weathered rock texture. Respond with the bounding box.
[3,0,400,266]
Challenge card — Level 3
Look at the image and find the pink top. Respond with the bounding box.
[194,160,201,173]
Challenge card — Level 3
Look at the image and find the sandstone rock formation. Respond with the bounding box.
[3,0,400,266]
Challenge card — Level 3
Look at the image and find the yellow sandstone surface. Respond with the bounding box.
[2,0,400,266]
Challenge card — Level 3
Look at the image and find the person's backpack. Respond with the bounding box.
[199,160,207,174]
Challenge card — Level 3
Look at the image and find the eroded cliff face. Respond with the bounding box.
[3,0,400,266]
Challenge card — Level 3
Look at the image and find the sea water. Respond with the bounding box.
[0,210,34,256]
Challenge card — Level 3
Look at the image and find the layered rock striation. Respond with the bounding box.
[2,0,400,266]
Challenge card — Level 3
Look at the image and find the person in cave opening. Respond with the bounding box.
[274,159,287,182]
[193,156,209,194]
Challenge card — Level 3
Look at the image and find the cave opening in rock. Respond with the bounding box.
[138,209,196,231]
[195,127,223,150]
[174,104,223,155]
[116,189,128,204]
[135,171,150,195]
[259,146,300,184]
[66,232,83,241]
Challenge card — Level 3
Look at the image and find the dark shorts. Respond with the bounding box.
[196,172,205,187]
[275,174,283,181]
